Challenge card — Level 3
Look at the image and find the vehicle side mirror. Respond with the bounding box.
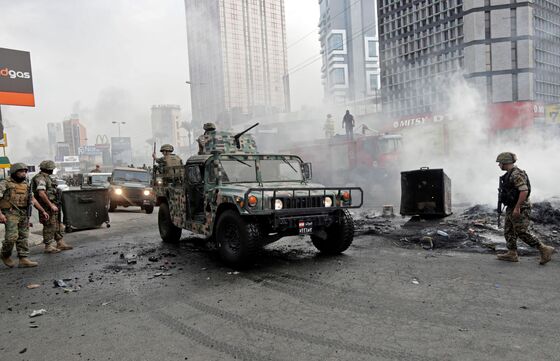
[302,162,312,180]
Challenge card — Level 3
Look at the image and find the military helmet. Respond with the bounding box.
[10,163,28,173]
[160,144,174,152]
[39,160,56,170]
[496,152,517,164]
[203,122,216,131]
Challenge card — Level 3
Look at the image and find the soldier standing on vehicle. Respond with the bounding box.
[495,152,555,264]
[90,164,101,173]
[32,160,73,253]
[152,144,183,174]
[0,163,50,268]
[324,114,335,138]
[342,110,355,140]
[197,122,217,155]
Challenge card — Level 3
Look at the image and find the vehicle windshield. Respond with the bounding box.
[260,158,303,182]
[112,170,150,184]
[216,156,303,183]
[91,174,109,185]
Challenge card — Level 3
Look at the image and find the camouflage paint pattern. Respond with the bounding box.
[1,208,30,258]
[156,151,360,238]
[198,131,258,155]
[504,206,541,250]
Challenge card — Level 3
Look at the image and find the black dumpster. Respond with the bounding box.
[400,167,452,218]
[61,189,111,232]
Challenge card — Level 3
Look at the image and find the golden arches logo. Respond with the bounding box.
[95,134,109,144]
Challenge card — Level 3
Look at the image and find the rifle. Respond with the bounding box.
[152,142,156,184]
[27,179,33,222]
[234,123,259,149]
[497,177,503,227]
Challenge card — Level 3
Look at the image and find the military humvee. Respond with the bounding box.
[154,124,363,267]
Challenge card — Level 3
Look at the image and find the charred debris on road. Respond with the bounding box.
[353,200,560,254]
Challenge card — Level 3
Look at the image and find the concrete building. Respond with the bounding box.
[378,0,560,119]
[62,115,87,156]
[151,105,180,148]
[319,0,381,113]
[185,0,290,128]
[47,122,64,158]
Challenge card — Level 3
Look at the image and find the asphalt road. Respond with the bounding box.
[1,208,559,361]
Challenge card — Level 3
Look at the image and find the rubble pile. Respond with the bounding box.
[355,202,560,253]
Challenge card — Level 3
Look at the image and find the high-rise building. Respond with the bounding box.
[151,105,181,147]
[378,0,560,120]
[47,122,64,158]
[319,0,381,112]
[185,0,290,128]
[62,115,87,156]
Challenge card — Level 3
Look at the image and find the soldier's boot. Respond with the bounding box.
[538,244,555,265]
[56,239,73,251]
[44,243,61,254]
[1,254,15,268]
[18,257,38,268]
[496,250,519,262]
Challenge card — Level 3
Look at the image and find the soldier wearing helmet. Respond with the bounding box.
[152,144,183,175]
[197,122,217,155]
[32,160,73,253]
[495,152,555,264]
[0,163,50,268]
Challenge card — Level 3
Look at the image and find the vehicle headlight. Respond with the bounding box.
[324,196,333,207]
[143,190,151,196]
[114,188,123,195]
[275,199,283,210]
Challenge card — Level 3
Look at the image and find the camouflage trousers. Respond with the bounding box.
[41,209,64,245]
[1,209,30,258]
[504,206,541,250]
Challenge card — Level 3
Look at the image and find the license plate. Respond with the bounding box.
[298,221,313,235]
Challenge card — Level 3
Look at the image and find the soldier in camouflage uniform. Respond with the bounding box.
[32,160,73,253]
[152,144,183,180]
[495,152,555,264]
[0,163,50,268]
[197,122,217,155]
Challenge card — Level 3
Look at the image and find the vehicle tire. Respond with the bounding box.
[158,202,181,243]
[311,209,354,255]
[108,201,116,212]
[215,210,261,268]
[144,205,154,214]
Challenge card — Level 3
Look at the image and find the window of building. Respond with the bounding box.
[331,68,346,85]
[328,30,346,54]
[365,37,378,60]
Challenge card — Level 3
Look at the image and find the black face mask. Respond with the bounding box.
[10,173,27,183]
[41,169,54,175]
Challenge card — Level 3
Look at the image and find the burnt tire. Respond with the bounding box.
[215,210,261,268]
[144,205,154,214]
[158,202,181,243]
[311,209,354,255]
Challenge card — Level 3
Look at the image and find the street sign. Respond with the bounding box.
[0,132,6,147]
[63,156,79,162]
[0,156,10,169]
[0,47,35,107]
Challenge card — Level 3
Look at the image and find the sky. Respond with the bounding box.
[0,0,323,161]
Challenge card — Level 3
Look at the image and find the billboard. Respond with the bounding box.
[0,48,35,106]
[111,137,132,166]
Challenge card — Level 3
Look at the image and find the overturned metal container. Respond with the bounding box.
[400,167,452,218]
[61,189,111,232]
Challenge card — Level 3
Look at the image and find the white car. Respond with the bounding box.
[55,178,70,192]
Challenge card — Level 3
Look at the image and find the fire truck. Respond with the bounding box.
[283,133,402,202]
